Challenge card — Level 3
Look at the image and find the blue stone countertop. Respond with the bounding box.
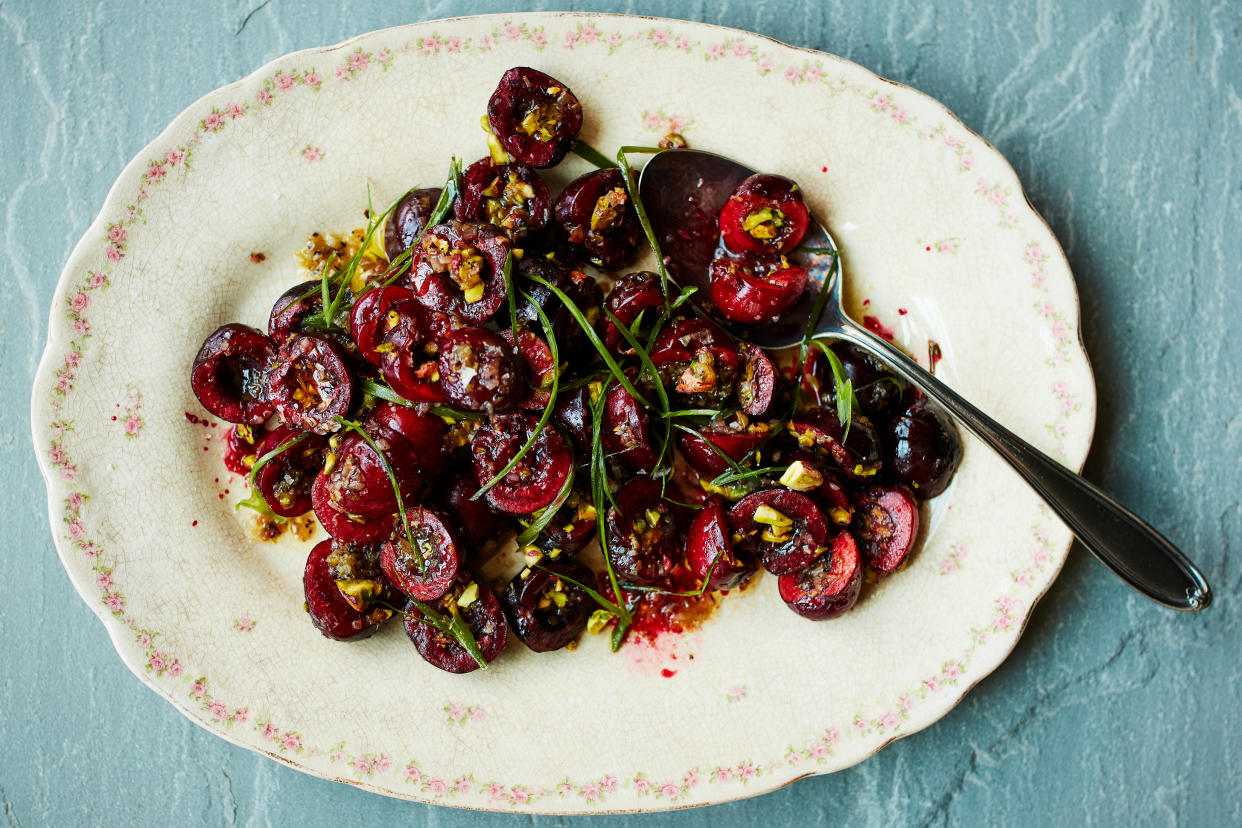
[3,1,1239,825]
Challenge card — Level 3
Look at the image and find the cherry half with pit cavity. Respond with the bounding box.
[265,334,353,435]
[408,221,511,324]
[487,67,583,168]
[730,488,829,575]
[502,562,595,652]
[471,413,574,515]
[554,167,642,270]
[191,323,275,425]
[252,424,327,517]
[777,531,863,620]
[403,571,508,673]
[381,507,463,601]
[604,475,678,585]
[709,252,808,325]
[438,327,523,413]
[304,539,391,641]
[852,486,920,572]
[718,173,810,256]
[455,157,551,241]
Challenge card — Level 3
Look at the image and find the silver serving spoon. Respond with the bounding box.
[638,148,1211,611]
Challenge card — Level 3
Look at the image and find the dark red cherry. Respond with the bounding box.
[532,488,597,556]
[502,561,594,652]
[709,252,807,324]
[602,271,665,352]
[787,407,883,480]
[802,342,909,417]
[268,281,323,344]
[435,463,514,555]
[349,285,418,365]
[650,318,740,408]
[514,257,604,358]
[403,571,507,673]
[222,424,257,476]
[676,417,773,477]
[377,302,447,404]
[552,386,593,458]
[408,221,511,324]
[718,173,810,256]
[438,327,523,413]
[190,323,275,425]
[487,67,583,168]
[777,531,863,620]
[323,539,391,610]
[381,507,462,601]
[455,157,551,240]
[265,334,353,434]
[384,187,442,261]
[685,496,756,590]
[885,400,962,499]
[499,327,557,412]
[554,167,641,270]
[471,413,574,515]
[602,379,658,474]
[736,343,778,417]
[604,475,678,585]
[311,489,395,544]
[252,424,327,517]
[852,486,920,572]
[366,402,448,485]
[730,488,829,575]
[303,539,390,641]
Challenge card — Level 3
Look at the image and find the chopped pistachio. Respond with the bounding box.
[760,527,792,543]
[741,206,786,238]
[522,546,543,566]
[780,460,825,492]
[644,508,662,527]
[456,582,480,608]
[829,507,852,525]
[321,450,337,475]
[586,609,613,635]
[752,504,793,528]
[549,590,568,608]
[462,282,486,304]
[853,464,879,477]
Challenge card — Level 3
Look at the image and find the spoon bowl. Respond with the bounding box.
[639,148,1212,612]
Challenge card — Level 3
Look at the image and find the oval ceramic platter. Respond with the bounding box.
[32,12,1094,813]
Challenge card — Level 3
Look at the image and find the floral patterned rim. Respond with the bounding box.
[31,13,1094,813]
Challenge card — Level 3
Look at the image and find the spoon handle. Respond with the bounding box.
[825,322,1212,611]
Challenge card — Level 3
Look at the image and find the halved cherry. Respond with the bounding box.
[304,539,390,641]
[885,400,962,499]
[471,414,574,515]
[553,386,593,459]
[677,415,772,477]
[438,327,523,413]
[252,424,328,517]
[532,488,597,557]
[802,342,908,416]
[408,221,511,324]
[455,157,551,240]
[709,252,808,324]
[852,486,920,572]
[499,327,557,412]
[384,187,442,261]
[486,67,583,168]
[787,407,883,480]
[191,323,275,425]
[436,463,514,554]
[222,424,258,476]
[730,488,829,575]
[718,173,810,256]
[736,343,778,417]
[403,570,508,673]
[268,281,323,344]
[602,378,658,474]
[323,539,395,615]
[602,271,665,352]
[554,167,641,270]
[650,318,740,408]
[349,285,418,365]
[604,475,678,585]
[311,489,396,544]
[378,303,448,404]
[515,257,604,354]
[265,334,353,434]
[685,496,756,590]
[777,449,854,526]
[381,507,462,601]
[777,531,863,620]
[502,561,594,652]
[366,402,448,487]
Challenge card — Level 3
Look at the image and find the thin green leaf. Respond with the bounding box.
[616,146,671,310]
[334,416,423,573]
[671,423,746,474]
[532,563,622,616]
[383,599,487,668]
[710,465,785,487]
[811,339,858,441]
[471,294,561,501]
[621,551,723,597]
[514,461,575,547]
[234,431,313,518]
[524,273,648,407]
[570,139,619,169]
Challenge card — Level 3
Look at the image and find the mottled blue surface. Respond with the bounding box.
[4,1,1239,824]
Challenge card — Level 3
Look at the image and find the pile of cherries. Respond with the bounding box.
[190,67,961,674]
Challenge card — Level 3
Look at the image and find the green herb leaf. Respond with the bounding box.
[523,273,649,407]
[616,146,671,310]
[811,339,859,441]
[334,415,423,573]
[382,599,487,669]
[514,460,575,547]
[570,139,620,169]
[621,551,723,597]
[470,293,561,501]
[670,423,746,474]
[234,431,313,518]
[532,563,622,617]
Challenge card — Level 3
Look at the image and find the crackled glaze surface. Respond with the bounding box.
[31,13,1094,813]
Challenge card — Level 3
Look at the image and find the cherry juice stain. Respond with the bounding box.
[863,315,895,341]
